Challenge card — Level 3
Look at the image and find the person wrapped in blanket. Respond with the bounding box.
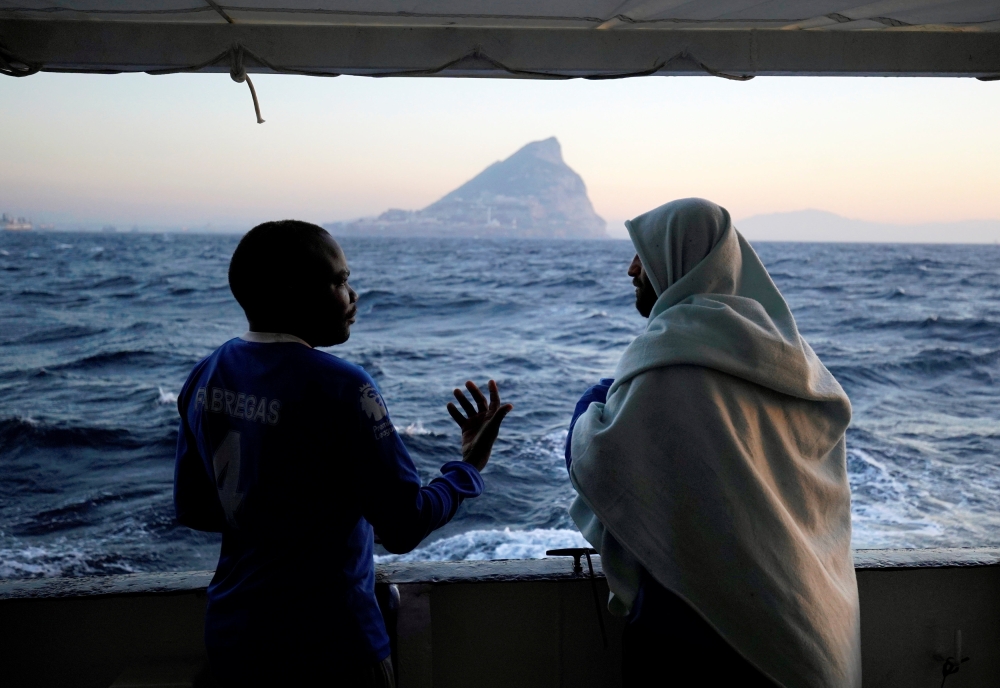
[174,221,512,688]
[566,199,860,688]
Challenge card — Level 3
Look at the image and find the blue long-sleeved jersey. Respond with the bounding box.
[174,336,482,674]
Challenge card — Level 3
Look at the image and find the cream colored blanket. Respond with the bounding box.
[569,198,860,688]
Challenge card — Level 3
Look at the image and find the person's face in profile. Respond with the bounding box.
[628,254,657,318]
[297,236,358,346]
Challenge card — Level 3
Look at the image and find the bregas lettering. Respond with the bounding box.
[197,386,280,425]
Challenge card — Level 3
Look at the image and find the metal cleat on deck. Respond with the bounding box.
[545,547,597,575]
[547,547,608,648]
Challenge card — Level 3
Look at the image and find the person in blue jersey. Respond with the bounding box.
[566,199,860,688]
[174,220,512,688]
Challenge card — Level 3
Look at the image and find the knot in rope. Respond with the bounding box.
[228,44,264,124]
[229,43,247,84]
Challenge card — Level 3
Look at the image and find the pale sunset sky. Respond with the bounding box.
[1,72,998,240]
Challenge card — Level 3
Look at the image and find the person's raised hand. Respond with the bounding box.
[446,380,513,472]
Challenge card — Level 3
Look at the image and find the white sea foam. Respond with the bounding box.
[0,545,86,578]
[849,447,951,548]
[157,387,178,405]
[403,420,432,436]
[375,527,589,563]
[0,542,136,579]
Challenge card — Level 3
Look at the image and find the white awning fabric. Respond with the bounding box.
[1,1,999,78]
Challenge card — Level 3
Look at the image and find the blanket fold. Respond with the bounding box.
[570,198,860,688]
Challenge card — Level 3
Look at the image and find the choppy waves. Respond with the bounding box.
[2,233,1000,578]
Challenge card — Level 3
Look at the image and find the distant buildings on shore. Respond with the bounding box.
[2,214,34,231]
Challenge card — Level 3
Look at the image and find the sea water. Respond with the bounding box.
[2,232,999,578]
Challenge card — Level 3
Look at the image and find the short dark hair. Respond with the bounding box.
[229,220,334,320]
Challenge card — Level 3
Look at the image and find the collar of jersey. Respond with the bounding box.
[240,331,312,348]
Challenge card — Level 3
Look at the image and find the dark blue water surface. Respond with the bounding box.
[2,232,999,578]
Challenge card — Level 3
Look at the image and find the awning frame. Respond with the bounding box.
[2,19,999,80]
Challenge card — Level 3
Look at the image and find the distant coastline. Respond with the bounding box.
[9,208,1000,244]
[734,210,1000,244]
[8,214,1000,244]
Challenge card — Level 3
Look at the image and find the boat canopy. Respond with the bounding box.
[1,1,998,79]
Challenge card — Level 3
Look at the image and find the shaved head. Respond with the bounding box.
[229,220,357,346]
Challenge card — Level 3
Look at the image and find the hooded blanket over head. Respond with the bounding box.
[569,199,860,688]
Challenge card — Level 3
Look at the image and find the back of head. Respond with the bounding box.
[229,220,333,323]
[625,198,730,296]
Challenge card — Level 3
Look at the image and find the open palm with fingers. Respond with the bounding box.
[447,380,513,472]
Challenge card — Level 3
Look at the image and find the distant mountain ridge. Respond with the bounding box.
[737,210,1000,244]
[327,137,607,239]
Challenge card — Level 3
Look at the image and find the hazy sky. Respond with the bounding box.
[1,72,998,239]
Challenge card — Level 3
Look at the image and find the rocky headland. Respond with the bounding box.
[326,137,607,239]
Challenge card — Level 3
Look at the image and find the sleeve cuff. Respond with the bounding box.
[436,460,485,497]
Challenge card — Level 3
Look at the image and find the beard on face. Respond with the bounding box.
[634,273,657,318]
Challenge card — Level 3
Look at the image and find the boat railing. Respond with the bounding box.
[1,548,998,687]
